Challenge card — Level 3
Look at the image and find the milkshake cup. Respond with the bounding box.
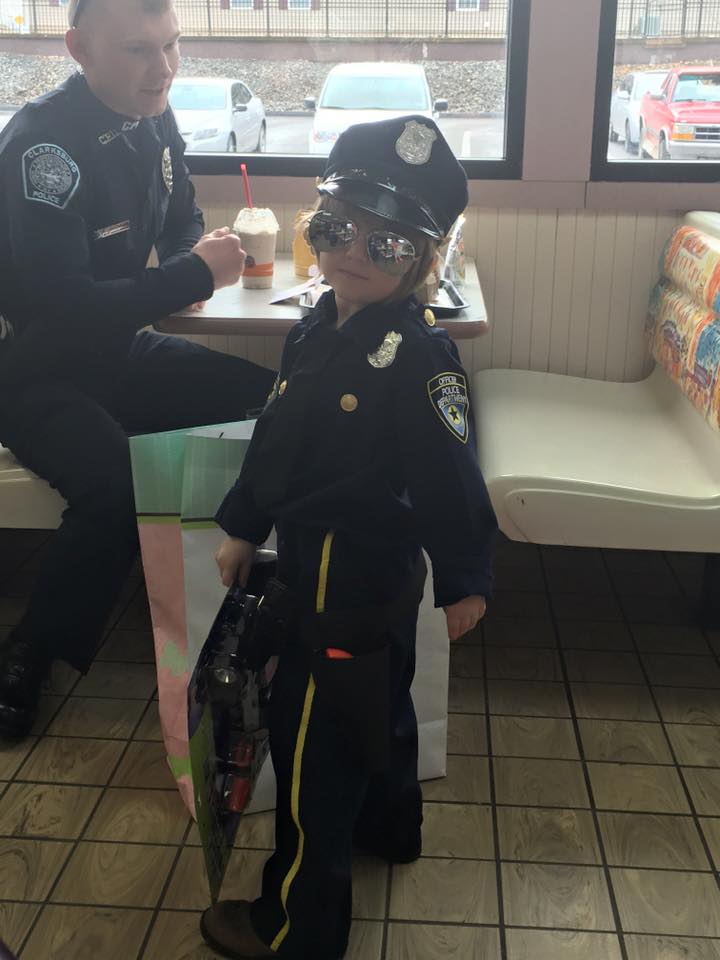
[233,207,280,290]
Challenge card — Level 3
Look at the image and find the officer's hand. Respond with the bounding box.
[444,595,487,642]
[193,233,247,290]
[188,301,208,312]
[202,226,232,240]
[215,536,256,588]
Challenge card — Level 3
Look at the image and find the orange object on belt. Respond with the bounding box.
[324,648,353,659]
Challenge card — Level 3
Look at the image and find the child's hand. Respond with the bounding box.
[215,536,256,588]
[444,595,487,642]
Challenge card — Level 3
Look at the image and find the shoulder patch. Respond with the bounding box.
[22,143,80,210]
[427,371,469,443]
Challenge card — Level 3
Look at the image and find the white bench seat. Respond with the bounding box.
[0,445,64,529]
[473,365,720,553]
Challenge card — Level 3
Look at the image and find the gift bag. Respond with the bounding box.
[130,419,449,815]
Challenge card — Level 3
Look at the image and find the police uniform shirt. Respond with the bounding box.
[0,72,214,378]
[216,291,498,608]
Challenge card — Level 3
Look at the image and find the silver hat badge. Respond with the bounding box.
[395,120,437,165]
[368,331,403,368]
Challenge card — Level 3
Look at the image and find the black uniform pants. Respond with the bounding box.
[251,531,424,960]
[0,331,275,672]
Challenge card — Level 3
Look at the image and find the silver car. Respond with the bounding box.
[610,70,667,153]
[169,77,266,153]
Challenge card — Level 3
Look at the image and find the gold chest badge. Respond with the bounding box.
[162,147,173,193]
[368,331,403,368]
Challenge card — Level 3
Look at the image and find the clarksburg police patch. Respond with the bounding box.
[162,146,173,193]
[427,371,469,443]
[22,143,80,210]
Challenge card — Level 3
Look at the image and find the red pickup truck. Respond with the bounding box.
[639,67,720,160]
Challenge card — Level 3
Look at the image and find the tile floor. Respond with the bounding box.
[1,530,720,959]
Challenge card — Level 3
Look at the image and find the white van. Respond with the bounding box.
[305,62,448,155]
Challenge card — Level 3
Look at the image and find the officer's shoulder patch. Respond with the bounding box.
[22,143,80,210]
[427,371,469,443]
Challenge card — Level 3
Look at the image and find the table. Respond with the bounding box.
[156,254,488,340]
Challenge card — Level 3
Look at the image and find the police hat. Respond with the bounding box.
[317,115,468,241]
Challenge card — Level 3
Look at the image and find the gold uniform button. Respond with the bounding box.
[424,308,436,327]
[340,393,358,412]
[278,380,287,396]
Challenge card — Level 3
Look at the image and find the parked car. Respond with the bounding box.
[609,69,666,153]
[639,67,720,160]
[0,110,16,136]
[304,62,448,155]
[169,77,266,153]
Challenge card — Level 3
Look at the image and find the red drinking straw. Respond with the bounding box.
[240,163,253,208]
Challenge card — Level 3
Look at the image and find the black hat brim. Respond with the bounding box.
[317,176,444,240]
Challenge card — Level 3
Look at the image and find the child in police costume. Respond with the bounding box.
[204,115,498,960]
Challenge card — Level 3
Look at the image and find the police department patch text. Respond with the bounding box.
[22,143,81,210]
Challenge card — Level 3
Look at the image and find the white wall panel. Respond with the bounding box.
[196,202,682,383]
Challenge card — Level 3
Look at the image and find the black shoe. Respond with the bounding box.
[353,829,422,864]
[0,637,50,739]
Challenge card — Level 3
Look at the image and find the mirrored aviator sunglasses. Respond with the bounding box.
[307,211,418,276]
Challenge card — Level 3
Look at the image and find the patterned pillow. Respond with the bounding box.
[647,226,720,433]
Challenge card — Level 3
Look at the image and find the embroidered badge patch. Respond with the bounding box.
[427,371,469,443]
[162,146,173,193]
[22,143,80,210]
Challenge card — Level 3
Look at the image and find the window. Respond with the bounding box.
[593,0,720,181]
[0,0,529,180]
[235,83,253,106]
[169,82,228,111]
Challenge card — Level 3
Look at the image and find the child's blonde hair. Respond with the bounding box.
[309,195,442,305]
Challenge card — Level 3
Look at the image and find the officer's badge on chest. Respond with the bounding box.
[427,372,469,443]
[161,147,173,193]
[368,331,402,368]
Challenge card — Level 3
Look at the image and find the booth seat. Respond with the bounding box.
[473,210,720,619]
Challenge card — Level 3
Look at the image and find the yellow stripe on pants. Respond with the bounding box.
[270,530,335,951]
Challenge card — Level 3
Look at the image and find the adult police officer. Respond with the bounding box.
[0,0,276,738]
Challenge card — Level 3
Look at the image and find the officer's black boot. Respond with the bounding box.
[0,633,50,739]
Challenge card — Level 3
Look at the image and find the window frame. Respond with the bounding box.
[591,0,720,183]
[184,0,530,181]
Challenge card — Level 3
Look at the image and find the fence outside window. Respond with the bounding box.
[616,0,720,39]
[0,0,510,38]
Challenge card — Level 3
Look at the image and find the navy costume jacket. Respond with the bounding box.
[216,291,498,608]
[0,72,214,384]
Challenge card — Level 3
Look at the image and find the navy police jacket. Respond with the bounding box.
[0,72,214,383]
[216,291,498,608]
